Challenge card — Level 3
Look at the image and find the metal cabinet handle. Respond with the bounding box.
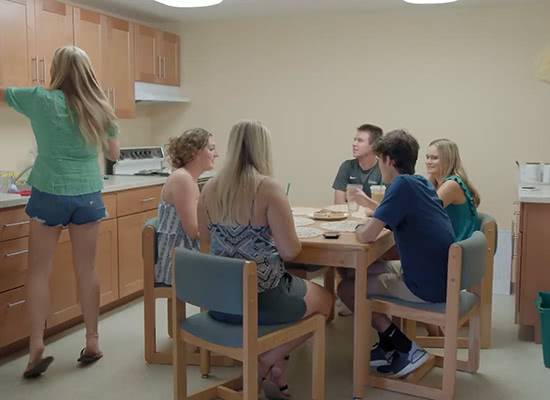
[39,57,46,84]
[6,249,29,257]
[140,197,156,202]
[4,221,30,227]
[113,88,116,110]
[32,57,38,83]
[158,56,162,78]
[8,299,26,308]
[163,57,166,78]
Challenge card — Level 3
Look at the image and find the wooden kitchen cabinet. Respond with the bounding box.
[97,219,119,306]
[73,7,105,86]
[118,209,157,298]
[0,287,30,347]
[34,0,73,86]
[47,228,79,327]
[0,0,36,87]
[135,24,180,86]
[104,16,135,118]
[515,202,550,343]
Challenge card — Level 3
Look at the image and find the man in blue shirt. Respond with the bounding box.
[337,130,456,378]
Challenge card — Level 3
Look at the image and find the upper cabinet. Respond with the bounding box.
[73,10,135,118]
[35,0,73,86]
[135,24,180,86]
[0,0,35,87]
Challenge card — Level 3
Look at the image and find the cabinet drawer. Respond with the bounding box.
[102,193,117,220]
[0,237,29,293]
[116,185,162,217]
[0,287,30,348]
[0,206,30,241]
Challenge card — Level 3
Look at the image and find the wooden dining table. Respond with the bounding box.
[291,212,395,399]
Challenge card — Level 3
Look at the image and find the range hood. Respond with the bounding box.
[134,81,191,103]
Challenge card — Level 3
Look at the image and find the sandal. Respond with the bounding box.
[77,348,103,365]
[261,364,291,400]
[23,356,54,379]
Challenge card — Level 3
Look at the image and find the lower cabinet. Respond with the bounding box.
[118,209,157,298]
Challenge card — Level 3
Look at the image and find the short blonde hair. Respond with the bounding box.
[167,128,212,169]
[206,120,273,224]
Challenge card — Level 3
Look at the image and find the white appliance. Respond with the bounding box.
[107,146,169,176]
[519,162,542,184]
[134,82,190,104]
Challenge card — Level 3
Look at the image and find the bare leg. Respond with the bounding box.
[259,280,332,393]
[25,220,62,367]
[69,222,102,356]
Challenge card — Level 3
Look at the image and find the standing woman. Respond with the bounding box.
[1,46,120,378]
[425,138,481,241]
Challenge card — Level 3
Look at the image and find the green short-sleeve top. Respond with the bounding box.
[444,175,481,241]
[5,86,118,195]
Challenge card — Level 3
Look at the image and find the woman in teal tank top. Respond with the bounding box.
[1,46,119,378]
[425,139,481,241]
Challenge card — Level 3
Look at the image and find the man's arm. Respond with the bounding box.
[355,217,386,243]
[334,190,346,204]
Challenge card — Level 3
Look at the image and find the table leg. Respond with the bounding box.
[353,262,369,399]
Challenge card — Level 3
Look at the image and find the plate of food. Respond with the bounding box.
[312,209,347,221]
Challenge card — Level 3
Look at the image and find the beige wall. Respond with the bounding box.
[0,103,154,174]
[151,4,550,226]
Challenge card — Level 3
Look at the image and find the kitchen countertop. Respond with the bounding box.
[518,183,550,204]
[0,175,167,209]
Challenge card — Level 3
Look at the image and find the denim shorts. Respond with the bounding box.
[25,187,106,227]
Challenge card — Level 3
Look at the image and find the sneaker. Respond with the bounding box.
[370,344,395,367]
[378,342,429,378]
[336,298,353,317]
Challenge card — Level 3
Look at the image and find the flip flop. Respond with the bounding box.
[261,364,291,400]
[23,356,54,379]
[77,348,103,365]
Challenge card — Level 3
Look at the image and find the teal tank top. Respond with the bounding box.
[444,176,480,241]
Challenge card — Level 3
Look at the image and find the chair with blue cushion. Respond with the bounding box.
[368,231,487,400]
[142,218,235,370]
[412,213,498,350]
[172,248,326,400]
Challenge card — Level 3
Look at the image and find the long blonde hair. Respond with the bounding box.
[429,138,481,207]
[207,120,273,224]
[50,46,117,147]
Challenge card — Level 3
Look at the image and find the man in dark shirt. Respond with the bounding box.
[332,124,383,204]
[338,130,456,378]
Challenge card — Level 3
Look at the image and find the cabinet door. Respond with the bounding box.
[118,210,157,298]
[0,287,30,347]
[0,0,36,87]
[160,31,180,86]
[518,203,550,327]
[104,16,135,118]
[97,219,119,306]
[35,0,73,87]
[73,8,105,86]
[134,24,158,83]
[47,228,79,327]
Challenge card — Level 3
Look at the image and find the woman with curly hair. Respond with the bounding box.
[154,128,218,286]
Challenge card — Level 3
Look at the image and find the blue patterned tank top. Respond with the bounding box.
[155,201,199,285]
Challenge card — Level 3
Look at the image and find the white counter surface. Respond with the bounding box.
[0,175,167,209]
[518,183,550,204]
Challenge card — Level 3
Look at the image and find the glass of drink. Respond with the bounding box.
[371,185,386,203]
[0,171,14,193]
[346,184,362,215]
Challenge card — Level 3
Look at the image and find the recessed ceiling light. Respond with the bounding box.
[403,0,459,4]
[153,0,223,8]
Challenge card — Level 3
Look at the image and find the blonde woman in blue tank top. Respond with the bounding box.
[425,139,481,241]
[155,128,218,286]
[1,46,120,378]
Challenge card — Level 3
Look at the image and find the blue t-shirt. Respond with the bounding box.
[373,175,456,302]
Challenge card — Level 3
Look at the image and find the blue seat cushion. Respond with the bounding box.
[180,312,293,348]
[370,291,479,319]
